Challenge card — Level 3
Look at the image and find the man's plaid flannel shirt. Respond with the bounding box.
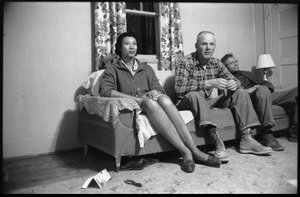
[174,52,241,103]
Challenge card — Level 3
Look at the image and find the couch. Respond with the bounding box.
[77,70,290,172]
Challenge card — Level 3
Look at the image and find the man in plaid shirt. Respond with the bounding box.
[174,31,273,162]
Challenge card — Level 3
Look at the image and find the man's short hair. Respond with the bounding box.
[196,31,215,43]
[221,53,234,66]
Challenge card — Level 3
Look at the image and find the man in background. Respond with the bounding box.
[221,53,298,146]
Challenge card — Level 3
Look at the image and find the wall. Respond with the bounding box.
[3,2,92,158]
[179,3,264,72]
[3,2,266,159]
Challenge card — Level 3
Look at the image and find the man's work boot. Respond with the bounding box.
[239,129,273,155]
[260,131,285,151]
[208,130,229,163]
[288,125,298,142]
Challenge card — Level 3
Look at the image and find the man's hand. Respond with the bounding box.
[245,85,259,93]
[209,78,229,89]
[226,79,238,91]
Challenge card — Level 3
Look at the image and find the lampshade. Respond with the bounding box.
[256,54,276,69]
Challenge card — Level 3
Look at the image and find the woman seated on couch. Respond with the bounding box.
[99,32,222,173]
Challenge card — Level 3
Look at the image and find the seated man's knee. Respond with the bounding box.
[257,85,269,91]
[232,89,252,101]
[257,86,270,93]
[256,85,270,96]
[233,89,248,97]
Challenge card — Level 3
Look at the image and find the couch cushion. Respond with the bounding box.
[179,110,194,124]
[155,71,176,100]
[162,75,176,101]
[82,70,105,96]
[272,105,288,119]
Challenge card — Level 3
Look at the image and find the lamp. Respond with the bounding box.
[256,54,276,81]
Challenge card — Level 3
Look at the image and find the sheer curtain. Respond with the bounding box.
[159,3,184,70]
[94,2,126,70]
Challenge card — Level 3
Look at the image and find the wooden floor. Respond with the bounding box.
[2,146,116,193]
[2,132,298,194]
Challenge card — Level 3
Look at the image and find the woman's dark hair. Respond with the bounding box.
[115,32,138,57]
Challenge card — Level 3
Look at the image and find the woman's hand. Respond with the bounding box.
[142,90,162,101]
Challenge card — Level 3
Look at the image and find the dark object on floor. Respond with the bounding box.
[120,158,159,171]
[181,159,195,173]
[288,125,298,142]
[124,180,142,187]
[3,168,9,183]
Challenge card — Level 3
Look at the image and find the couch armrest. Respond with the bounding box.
[77,94,140,126]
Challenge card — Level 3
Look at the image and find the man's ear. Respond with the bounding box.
[195,43,197,49]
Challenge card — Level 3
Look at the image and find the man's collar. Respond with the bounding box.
[192,52,211,68]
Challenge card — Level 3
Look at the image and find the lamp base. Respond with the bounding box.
[263,74,268,81]
[263,70,268,81]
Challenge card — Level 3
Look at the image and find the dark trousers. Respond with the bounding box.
[250,86,298,128]
[176,89,261,132]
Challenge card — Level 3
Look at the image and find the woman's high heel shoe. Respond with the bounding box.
[195,155,221,168]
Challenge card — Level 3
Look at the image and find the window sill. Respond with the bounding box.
[136,54,158,64]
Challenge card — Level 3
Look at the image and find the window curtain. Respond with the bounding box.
[94,2,126,70]
[159,3,184,70]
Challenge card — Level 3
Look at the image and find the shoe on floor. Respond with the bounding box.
[181,159,195,173]
[208,129,229,163]
[215,146,229,163]
[261,132,285,151]
[120,158,158,171]
[195,155,221,168]
[239,134,273,155]
[120,159,145,171]
[288,125,298,142]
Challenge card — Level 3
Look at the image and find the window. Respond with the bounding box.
[126,2,159,63]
